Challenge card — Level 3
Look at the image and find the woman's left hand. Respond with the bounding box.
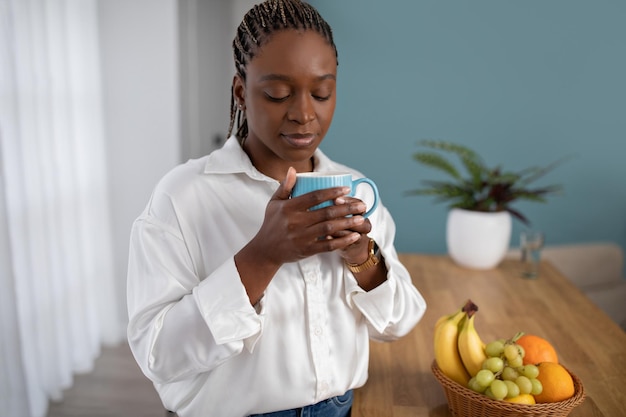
[332,196,387,291]
[331,196,372,265]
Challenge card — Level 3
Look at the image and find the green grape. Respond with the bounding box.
[519,364,539,379]
[485,340,505,357]
[501,366,519,381]
[503,344,519,361]
[475,369,495,387]
[490,379,508,400]
[504,380,520,398]
[482,357,504,373]
[468,377,486,393]
[530,378,543,395]
[484,387,496,400]
[517,344,525,359]
[515,375,533,395]
[508,355,523,368]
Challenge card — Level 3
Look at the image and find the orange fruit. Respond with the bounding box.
[516,334,559,365]
[534,362,575,403]
[505,394,536,404]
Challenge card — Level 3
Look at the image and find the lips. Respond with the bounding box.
[281,133,317,148]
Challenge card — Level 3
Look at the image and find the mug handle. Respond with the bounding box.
[351,178,379,218]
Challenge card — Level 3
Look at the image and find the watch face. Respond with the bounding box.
[370,239,380,256]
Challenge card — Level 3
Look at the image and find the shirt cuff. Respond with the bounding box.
[344,267,396,334]
[193,257,264,352]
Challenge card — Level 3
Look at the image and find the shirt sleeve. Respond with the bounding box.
[127,214,264,385]
[343,206,427,341]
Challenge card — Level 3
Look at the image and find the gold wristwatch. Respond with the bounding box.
[346,238,380,273]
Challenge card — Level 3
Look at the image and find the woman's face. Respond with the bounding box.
[234,29,338,180]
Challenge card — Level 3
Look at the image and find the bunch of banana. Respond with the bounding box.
[433,299,487,387]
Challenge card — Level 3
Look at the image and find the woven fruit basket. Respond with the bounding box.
[431,361,585,417]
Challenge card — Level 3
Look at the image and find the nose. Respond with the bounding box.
[287,94,316,124]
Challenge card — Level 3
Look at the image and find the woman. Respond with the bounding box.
[127,1,426,416]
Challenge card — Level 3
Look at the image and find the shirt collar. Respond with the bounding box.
[203,136,336,179]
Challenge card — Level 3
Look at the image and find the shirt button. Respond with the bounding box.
[314,326,323,336]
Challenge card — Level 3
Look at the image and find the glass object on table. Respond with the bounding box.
[520,230,544,278]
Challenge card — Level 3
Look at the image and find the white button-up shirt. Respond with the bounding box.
[127,137,426,417]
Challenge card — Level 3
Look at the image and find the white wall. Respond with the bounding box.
[97,0,257,326]
[98,0,181,323]
[179,0,257,161]
[179,0,231,159]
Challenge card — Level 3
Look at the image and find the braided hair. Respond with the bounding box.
[227,0,338,141]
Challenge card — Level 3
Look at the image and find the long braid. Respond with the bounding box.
[227,0,338,141]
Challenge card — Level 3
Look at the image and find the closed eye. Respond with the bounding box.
[313,94,332,101]
[265,93,290,102]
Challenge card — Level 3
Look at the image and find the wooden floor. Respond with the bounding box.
[46,342,168,417]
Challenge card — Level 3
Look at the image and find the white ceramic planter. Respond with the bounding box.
[446,208,512,270]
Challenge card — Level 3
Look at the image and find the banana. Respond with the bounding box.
[433,307,470,386]
[434,306,461,333]
[434,300,470,334]
[457,311,487,377]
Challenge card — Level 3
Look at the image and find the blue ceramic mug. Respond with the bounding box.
[292,172,380,218]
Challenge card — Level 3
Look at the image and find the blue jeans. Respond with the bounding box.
[248,390,352,417]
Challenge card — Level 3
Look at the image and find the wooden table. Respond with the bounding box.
[352,254,626,417]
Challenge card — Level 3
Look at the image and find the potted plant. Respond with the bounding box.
[407,139,566,269]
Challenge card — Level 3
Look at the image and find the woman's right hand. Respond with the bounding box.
[261,167,369,263]
[234,167,368,304]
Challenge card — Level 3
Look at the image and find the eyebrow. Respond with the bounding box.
[258,73,336,82]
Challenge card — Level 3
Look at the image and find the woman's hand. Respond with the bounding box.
[235,167,372,303]
[332,195,388,291]
[258,167,371,263]
[330,195,372,265]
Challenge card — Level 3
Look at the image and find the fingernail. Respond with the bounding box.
[335,197,346,204]
[342,187,351,194]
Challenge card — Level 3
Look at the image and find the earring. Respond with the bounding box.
[238,103,244,110]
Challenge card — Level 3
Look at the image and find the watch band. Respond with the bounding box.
[346,238,380,273]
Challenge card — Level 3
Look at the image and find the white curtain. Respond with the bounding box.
[0,1,123,416]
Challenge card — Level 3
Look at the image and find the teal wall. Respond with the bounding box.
[310,0,626,256]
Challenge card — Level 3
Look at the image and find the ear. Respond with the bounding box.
[233,74,246,108]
